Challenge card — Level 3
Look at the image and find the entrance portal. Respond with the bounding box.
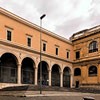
[75,81,79,88]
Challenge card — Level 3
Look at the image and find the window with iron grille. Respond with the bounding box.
[89,66,97,76]
[89,41,98,53]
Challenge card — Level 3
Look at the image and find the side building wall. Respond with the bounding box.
[71,28,100,87]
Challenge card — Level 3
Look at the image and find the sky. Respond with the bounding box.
[0,0,100,39]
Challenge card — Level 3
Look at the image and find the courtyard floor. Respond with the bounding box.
[0,90,100,100]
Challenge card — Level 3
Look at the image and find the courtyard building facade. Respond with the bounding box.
[0,8,73,89]
[0,7,100,89]
[71,27,100,88]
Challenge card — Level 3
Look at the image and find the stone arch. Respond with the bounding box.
[38,61,49,85]
[0,51,20,64]
[21,55,36,68]
[51,64,61,86]
[63,67,71,87]
[0,52,18,83]
[21,57,35,84]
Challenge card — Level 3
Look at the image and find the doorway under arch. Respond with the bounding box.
[38,61,49,85]
[21,57,35,84]
[0,53,18,83]
[51,64,60,86]
[63,67,71,88]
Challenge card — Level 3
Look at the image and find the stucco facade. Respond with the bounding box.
[0,8,73,89]
[0,7,100,89]
[71,27,100,87]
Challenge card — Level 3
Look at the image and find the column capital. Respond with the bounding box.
[48,70,51,72]
[35,67,38,70]
[17,63,22,68]
[17,63,21,66]
[60,71,63,74]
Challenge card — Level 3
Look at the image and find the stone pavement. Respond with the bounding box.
[0,90,100,97]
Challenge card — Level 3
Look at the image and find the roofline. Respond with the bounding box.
[70,25,100,42]
[0,7,72,45]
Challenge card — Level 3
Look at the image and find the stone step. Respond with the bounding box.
[0,85,69,91]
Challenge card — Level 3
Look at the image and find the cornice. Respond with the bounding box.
[73,57,100,65]
[71,26,100,42]
[72,31,100,42]
[0,7,72,45]
[0,39,73,63]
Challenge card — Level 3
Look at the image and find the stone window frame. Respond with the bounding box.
[88,65,97,76]
[26,34,33,47]
[42,40,47,52]
[6,28,13,41]
[89,41,98,53]
[55,45,59,56]
[66,49,70,59]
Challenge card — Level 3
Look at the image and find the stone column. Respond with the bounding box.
[48,70,51,86]
[35,68,38,85]
[70,73,73,88]
[17,64,21,84]
[60,72,63,87]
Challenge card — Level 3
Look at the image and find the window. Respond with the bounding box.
[43,43,46,52]
[89,41,98,53]
[89,66,97,76]
[7,30,12,41]
[76,51,80,59]
[74,68,81,76]
[66,51,70,59]
[56,47,58,55]
[27,37,31,47]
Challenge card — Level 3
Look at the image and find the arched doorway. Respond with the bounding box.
[0,53,18,83]
[38,61,49,85]
[51,64,60,86]
[63,67,71,88]
[21,57,35,84]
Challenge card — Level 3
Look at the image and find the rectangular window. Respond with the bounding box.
[27,37,31,47]
[7,30,12,41]
[76,51,80,59]
[67,51,69,59]
[56,47,58,55]
[43,43,46,51]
